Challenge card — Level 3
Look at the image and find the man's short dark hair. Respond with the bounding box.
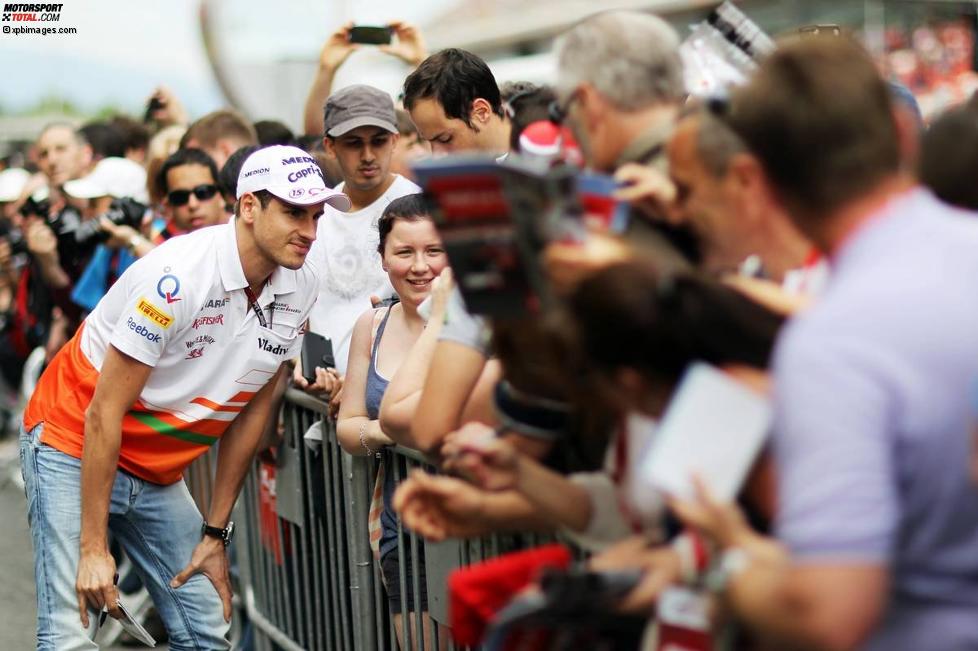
[919,95,978,211]
[79,121,127,159]
[180,109,258,150]
[108,115,151,155]
[253,120,295,147]
[504,84,557,151]
[234,189,274,218]
[728,36,899,222]
[402,49,504,128]
[157,148,220,196]
[219,145,262,199]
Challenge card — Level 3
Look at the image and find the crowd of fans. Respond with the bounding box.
[4,6,978,650]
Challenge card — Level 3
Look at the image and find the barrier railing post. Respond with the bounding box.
[343,446,378,650]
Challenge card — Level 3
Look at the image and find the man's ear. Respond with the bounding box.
[238,192,259,225]
[470,98,494,126]
[575,84,604,133]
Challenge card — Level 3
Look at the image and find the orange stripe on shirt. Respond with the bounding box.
[191,396,246,413]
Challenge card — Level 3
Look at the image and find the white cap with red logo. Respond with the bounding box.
[236,145,351,212]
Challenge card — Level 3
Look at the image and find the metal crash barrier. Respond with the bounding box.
[206,388,556,651]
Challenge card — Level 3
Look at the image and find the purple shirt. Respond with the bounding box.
[772,189,978,650]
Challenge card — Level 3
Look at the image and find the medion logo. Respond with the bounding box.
[242,167,269,178]
[281,156,316,166]
[258,338,291,356]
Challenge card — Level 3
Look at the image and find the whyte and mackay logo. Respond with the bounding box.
[2,3,63,21]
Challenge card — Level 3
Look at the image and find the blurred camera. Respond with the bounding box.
[0,221,28,257]
[144,96,164,123]
[20,194,51,220]
[49,197,147,258]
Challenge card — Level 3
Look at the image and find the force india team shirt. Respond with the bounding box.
[24,221,319,485]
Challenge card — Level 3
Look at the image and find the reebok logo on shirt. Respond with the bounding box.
[127,317,162,343]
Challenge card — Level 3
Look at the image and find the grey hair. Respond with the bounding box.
[554,11,685,111]
[695,111,747,178]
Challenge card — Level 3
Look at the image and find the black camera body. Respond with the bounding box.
[48,197,146,259]
[0,222,28,257]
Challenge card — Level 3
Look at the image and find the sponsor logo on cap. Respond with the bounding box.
[289,188,305,199]
[281,156,317,166]
[287,165,324,184]
[136,298,172,329]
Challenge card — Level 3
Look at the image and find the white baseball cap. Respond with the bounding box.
[0,168,31,202]
[236,145,351,212]
[63,157,148,203]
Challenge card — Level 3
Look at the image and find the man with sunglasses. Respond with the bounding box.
[116,148,228,259]
[19,145,351,649]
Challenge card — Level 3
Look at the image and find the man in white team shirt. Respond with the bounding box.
[302,84,420,393]
[20,145,349,649]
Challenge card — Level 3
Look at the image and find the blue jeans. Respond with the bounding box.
[19,423,230,650]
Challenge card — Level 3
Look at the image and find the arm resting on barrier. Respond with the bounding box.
[78,345,153,626]
[442,432,592,533]
[408,341,491,455]
[378,297,451,444]
[394,470,554,541]
[337,308,395,455]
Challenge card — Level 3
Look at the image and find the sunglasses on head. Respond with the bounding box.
[167,184,218,206]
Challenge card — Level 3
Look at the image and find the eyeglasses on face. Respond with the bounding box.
[548,89,581,125]
[167,184,219,206]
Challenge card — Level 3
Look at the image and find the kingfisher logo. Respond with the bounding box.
[192,314,224,329]
[126,317,162,343]
[157,274,181,304]
[2,3,62,21]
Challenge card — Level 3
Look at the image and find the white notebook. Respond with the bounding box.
[637,362,772,501]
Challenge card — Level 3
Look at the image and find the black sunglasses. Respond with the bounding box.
[167,184,218,206]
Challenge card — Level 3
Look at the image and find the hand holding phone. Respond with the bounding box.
[300,331,335,383]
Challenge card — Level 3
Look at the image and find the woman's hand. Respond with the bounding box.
[393,469,488,541]
[427,267,454,325]
[441,422,521,491]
